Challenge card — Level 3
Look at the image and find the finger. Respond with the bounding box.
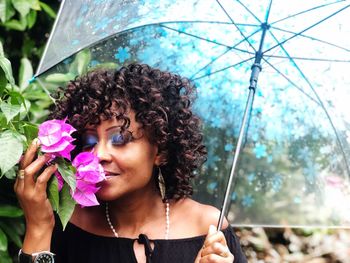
[203,225,228,248]
[201,242,230,258]
[24,154,51,188]
[200,253,234,263]
[35,164,58,193]
[14,169,25,192]
[20,138,40,169]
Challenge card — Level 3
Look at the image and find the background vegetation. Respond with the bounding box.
[0,1,58,261]
[0,1,349,262]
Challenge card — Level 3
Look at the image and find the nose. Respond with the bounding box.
[94,142,112,163]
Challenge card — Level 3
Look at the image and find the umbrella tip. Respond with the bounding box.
[28,76,36,84]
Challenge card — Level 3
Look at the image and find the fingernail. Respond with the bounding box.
[208,225,217,235]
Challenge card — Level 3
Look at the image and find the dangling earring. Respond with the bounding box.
[158,167,166,200]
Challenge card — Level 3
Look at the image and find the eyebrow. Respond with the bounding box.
[106,126,123,132]
[83,128,96,133]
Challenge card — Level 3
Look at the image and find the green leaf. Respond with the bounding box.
[19,57,33,90]
[28,0,40,10]
[58,183,76,230]
[0,113,7,129]
[8,91,25,105]
[0,130,23,175]
[26,8,36,28]
[22,123,38,141]
[57,158,76,192]
[0,70,6,95]
[19,99,31,119]
[0,227,8,252]
[69,49,91,75]
[39,1,55,18]
[0,101,21,123]
[0,205,23,217]
[0,0,6,23]
[4,167,16,179]
[3,15,27,31]
[0,41,3,57]
[0,250,12,263]
[0,42,15,85]
[0,0,15,23]
[48,175,59,211]
[12,0,31,17]
[0,221,22,248]
[21,37,35,58]
[44,73,75,83]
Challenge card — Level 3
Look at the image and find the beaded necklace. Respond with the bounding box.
[105,200,170,239]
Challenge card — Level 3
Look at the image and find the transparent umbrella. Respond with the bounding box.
[35,0,350,228]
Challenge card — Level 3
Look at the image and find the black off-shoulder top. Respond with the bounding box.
[52,220,247,263]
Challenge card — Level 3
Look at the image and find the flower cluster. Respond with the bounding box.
[38,119,105,206]
[72,152,106,206]
[38,118,76,160]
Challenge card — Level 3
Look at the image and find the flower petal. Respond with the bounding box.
[72,188,100,207]
[38,121,62,146]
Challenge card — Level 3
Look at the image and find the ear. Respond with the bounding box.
[154,146,167,166]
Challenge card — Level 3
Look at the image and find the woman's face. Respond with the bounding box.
[81,111,160,201]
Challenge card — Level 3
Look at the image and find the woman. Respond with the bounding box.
[14,63,246,262]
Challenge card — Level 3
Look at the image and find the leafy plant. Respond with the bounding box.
[0,1,58,261]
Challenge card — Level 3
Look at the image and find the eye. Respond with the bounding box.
[82,134,98,150]
[110,131,133,146]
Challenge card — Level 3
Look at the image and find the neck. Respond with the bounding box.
[107,191,166,238]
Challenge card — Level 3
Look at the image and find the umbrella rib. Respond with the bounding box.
[191,56,255,81]
[264,0,273,23]
[270,0,345,26]
[265,33,350,176]
[270,26,350,53]
[262,58,319,104]
[264,4,350,54]
[215,0,257,52]
[160,24,254,54]
[263,54,350,63]
[163,20,259,26]
[235,0,262,23]
[35,0,67,76]
[190,28,262,80]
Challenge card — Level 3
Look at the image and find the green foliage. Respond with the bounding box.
[0,130,23,176]
[0,0,54,32]
[56,157,76,192]
[0,1,58,261]
[57,183,76,230]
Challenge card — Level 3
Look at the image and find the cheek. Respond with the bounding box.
[115,145,157,172]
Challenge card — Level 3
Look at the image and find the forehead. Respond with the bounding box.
[84,110,140,131]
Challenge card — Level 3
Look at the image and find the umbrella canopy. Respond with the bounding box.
[36,0,350,227]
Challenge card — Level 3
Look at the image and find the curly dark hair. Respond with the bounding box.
[50,63,207,200]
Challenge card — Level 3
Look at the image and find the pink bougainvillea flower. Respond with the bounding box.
[71,152,106,206]
[38,118,76,160]
[72,180,101,207]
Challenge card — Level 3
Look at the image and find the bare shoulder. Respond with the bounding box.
[171,198,229,237]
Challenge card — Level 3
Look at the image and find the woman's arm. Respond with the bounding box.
[14,138,57,254]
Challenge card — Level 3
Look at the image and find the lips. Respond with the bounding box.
[104,171,120,179]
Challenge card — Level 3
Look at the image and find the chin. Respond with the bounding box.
[96,187,121,202]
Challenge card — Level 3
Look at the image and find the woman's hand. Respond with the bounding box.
[195,225,235,263]
[14,138,57,253]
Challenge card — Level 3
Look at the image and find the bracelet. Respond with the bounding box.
[18,249,55,263]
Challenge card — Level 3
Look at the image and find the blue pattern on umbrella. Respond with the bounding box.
[114,47,131,63]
